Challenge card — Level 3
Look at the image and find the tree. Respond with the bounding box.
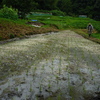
[57,0,72,15]
[44,0,58,10]
[0,0,3,8]
[93,0,100,20]
[2,0,38,18]
[1,0,99,20]
[34,0,59,10]
[71,0,96,17]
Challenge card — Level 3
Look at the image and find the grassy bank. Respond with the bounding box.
[0,16,100,43]
[0,18,58,41]
[73,29,100,44]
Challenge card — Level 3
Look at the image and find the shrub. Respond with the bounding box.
[0,5,18,20]
[50,10,65,16]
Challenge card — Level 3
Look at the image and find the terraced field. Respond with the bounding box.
[0,30,100,100]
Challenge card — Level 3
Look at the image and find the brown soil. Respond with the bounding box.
[0,22,58,41]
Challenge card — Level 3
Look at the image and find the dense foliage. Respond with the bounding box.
[0,5,18,20]
[71,0,100,20]
[0,0,100,20]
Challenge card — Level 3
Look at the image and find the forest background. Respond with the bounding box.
[0,0,100,43]
[0,0,100,20]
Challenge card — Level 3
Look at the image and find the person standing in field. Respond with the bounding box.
[87,23,94,37]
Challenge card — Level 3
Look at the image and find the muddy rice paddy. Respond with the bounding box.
[0,30,100,100]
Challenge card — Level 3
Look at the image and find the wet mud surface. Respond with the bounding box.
[0,30,100,100]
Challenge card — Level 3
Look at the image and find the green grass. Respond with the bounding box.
[28,15,100,31]
[92,33,100,39]
[0,18,27,25]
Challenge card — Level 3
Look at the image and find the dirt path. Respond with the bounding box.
[0,30,100,100]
